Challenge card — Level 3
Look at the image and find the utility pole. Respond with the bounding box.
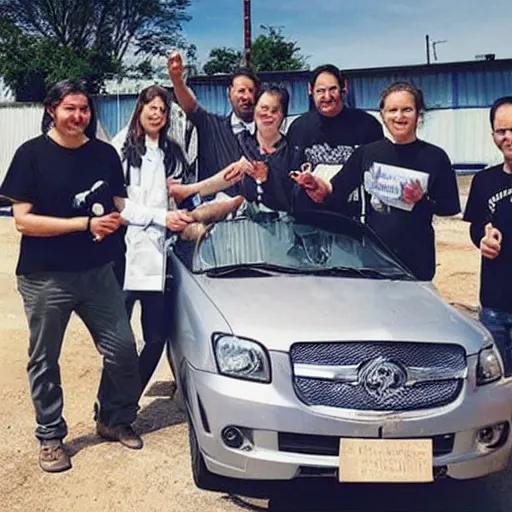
[425,34,430,65]
[243,0,252,68]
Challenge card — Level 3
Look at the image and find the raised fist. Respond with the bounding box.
[167,51,184,81]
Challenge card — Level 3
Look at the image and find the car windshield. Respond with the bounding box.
[173,210,415,280]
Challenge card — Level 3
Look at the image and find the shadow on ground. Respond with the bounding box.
[66,379,185,456]
[217,462,510,512]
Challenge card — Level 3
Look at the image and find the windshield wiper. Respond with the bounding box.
[301,267,414,280]
[204,263,290,278]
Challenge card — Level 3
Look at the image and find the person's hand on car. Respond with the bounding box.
[480,222,502,259]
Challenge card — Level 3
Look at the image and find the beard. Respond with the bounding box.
[234,103,254,122]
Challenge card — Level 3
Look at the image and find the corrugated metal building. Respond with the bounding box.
[1,58,511,185]
[184,58,512,171]
[0,104,44,188]
[0,103,110,189]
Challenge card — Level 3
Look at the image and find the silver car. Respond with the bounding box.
[167,210,512,491]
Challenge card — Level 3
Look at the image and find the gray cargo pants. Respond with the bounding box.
[17,263,141,441]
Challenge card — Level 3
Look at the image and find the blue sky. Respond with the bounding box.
[183,0,512,70]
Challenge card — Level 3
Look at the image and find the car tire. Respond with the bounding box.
[188,415,220,491]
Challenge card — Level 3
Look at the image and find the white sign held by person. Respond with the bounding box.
[364,162,429,212]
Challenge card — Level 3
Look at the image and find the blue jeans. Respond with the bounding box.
[480,307,512,377]
[125,290,172,392]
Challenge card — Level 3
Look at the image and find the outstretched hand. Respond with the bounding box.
[480,222,503,260]
[246,161,268,183]
[290,171,331,203]
[223,157,254,183]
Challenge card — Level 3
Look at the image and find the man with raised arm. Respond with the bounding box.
[168,51,260,183]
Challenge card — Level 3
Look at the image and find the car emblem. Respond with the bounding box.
[358,356,408,400]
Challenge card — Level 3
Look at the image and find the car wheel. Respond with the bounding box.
[188,416,220,491]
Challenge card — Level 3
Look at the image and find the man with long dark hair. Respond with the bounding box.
[0,79,143,473]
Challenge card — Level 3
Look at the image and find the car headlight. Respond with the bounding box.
[213,334,271,383]
[477,346,503,385]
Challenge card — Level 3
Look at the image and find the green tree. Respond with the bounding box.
[251,26,308,72]
[0,0,194,99]
[203,47,243,75]
[202,26,308,75]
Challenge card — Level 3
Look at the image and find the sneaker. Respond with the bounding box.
[39,439,72,473]
[96,422,143,450]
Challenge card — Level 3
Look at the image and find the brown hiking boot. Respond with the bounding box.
[96,422,143,450]
[39,439,72,473]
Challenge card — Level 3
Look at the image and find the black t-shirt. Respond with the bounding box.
[327,138,460,280]
[287,107,384,155]
[464,165,512,311]
[0,135,127,275]
[188,107,245,182]
[287,108,384,217]
[237,132,301,212]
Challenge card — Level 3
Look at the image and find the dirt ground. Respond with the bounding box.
[0,176,481,512]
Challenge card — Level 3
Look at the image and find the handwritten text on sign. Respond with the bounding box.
[339,438,433,483]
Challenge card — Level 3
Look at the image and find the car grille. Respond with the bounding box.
[291,342,466,411]
[278,432,455,457]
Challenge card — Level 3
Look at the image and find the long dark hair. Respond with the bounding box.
[121,85,187,181]
[41,79,97,138]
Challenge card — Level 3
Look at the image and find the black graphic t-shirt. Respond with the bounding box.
[464,165,512,312]
[326,138,460,281]
[287,107,384,217]
[188,107,245,183]
[0,135,126,275]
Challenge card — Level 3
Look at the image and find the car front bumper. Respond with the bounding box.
[184,352,512,481]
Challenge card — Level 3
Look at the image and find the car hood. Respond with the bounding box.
[195,274,490,354]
